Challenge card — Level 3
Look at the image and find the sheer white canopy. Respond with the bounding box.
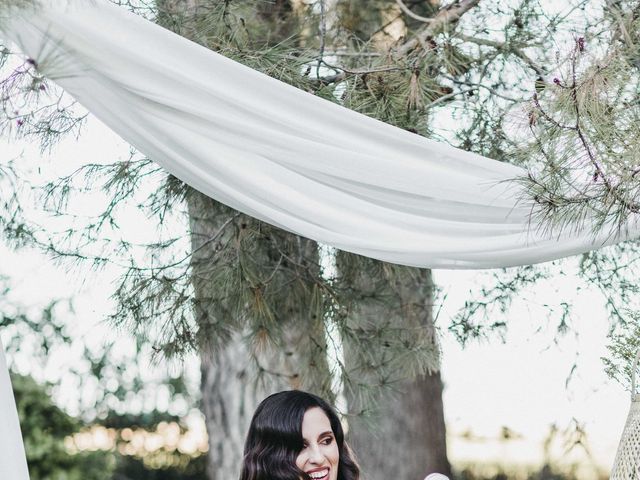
[1,1,638,477]
[0,340,29,479]
[3,0,637,271]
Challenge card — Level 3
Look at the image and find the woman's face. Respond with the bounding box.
[295,407,339,480]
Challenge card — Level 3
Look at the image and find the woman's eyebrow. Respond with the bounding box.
[318,431,334,438]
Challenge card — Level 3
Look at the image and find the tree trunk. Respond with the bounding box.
[344,265,453,479]
[198,336,278,480]
[349,371,452,479]
[188,191,288,480]
[188,190,331,480]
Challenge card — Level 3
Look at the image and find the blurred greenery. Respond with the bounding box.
[455,464,608,480]
[112,455,206,480]
[2,269,206,479]
[12,373,115,480]
[13,372,207,479]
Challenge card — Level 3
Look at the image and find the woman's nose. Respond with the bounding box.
[307,445,325,464]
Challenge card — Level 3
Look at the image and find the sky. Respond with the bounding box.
[436,266,629,475]
[0,113,633,478]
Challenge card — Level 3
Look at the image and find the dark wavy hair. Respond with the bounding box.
[239,390,359,480]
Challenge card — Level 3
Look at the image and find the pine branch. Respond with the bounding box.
[394,0,435,24]
[456,33,546,77]
[394,0,481,57]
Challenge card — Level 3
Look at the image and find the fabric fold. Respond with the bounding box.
[0,0,638,270]
[0,339,29,480]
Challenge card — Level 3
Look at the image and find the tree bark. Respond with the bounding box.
[344,266,453,479]
[198,334,281,480]
[349,372,452,479]
[188,192,289,480]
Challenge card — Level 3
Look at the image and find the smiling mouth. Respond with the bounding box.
[307,468,329,480]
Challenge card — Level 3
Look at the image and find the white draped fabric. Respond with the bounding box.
[0,339,29,479]
[2,0,638,271]
[0,1,639,477]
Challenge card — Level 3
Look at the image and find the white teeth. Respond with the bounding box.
[308,469,328,479]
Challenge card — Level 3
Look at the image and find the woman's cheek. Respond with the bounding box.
[328,445,339,470]
[295,450,306,471]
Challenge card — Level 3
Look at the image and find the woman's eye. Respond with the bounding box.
[322,437,333,445]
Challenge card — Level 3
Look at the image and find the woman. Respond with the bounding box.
[240,390,360,480]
